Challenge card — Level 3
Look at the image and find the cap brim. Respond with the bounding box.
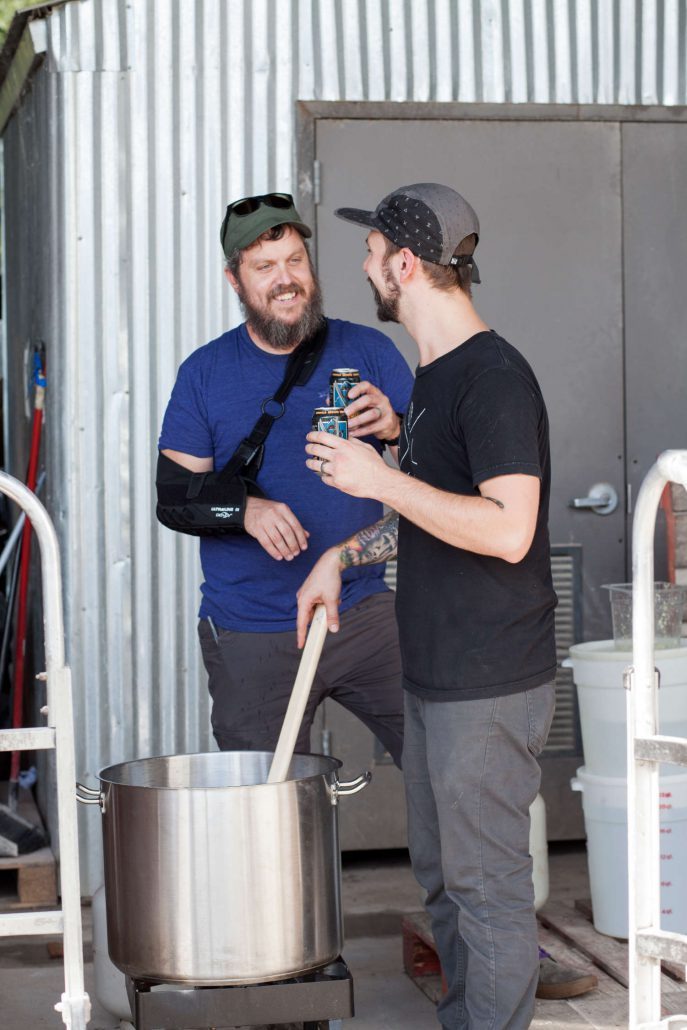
[334,207,377,228]
[258,216,312,241]
[285,219,312,239]
[226,215,312,254]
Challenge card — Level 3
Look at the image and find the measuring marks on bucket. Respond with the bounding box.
[659,784,681,920]
[572,767,687,937]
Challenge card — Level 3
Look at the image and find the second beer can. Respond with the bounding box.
[330,368,360,408]
[312,407,348,439]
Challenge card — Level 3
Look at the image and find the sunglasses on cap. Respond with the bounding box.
[225,192,295,218]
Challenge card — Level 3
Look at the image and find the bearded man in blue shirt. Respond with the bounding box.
[158,192,413,764]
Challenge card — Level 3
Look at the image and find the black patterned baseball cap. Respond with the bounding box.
[335,182,481,283]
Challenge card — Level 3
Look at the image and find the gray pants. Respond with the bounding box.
[198,591,404,767]
[403,683,556,1030]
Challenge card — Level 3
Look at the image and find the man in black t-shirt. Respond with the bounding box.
[297,184,559,1029]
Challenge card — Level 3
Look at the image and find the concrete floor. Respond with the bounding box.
[0,842,592,1029]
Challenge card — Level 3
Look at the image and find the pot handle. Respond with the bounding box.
[332,770,372,804]
[75,782,103,807]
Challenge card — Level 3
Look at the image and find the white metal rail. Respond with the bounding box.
[0,472,90,1028]
[627,450,687,1030]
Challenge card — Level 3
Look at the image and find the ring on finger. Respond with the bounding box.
[373,405,382,419]
[320,458,329,473]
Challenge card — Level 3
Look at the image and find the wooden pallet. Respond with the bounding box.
[0,844,57,908]
[402,901,687,1026]
[0,788,57,909]
[538,900,687,1019]
[401,912,444,1004]
[573,898,687,983]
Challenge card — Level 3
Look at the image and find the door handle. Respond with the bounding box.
[569,482,618,516]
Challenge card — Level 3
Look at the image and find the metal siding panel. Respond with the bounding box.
[618,0,637,103]
[531,0,551,101]
[387,0,409,101]
[176,4,203,754]
[552,0,573,103]
[275,0,295,179]
[77,0,96,68]
[250,0,271,191]
[200,1,225,343]
[662,0,680,103]
[507,0,529,102]
[100,72,132,763]
[340,0,364,100]
[596,0,616,103]
[318,0,341,99]
[457,0,477,101]
[575,0,595,103]
[297,0,316,99]
[410,0,431,102]
[362,0,387,100]
[433,0,454,102]
[126,0,154,764]
[641,0,659,103]
[481,0,506,102]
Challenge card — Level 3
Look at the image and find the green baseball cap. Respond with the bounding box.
[220,192,312,257]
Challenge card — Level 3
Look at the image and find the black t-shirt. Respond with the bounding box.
[396,330,557,701]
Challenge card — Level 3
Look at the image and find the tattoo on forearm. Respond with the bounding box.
[339,511,399,568]
[484,496,505,510]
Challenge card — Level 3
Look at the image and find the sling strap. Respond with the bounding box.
[206,318,328,491]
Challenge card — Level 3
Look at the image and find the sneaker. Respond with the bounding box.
[536,952,598,1000]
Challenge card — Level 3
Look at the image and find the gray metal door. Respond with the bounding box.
[309,115,685,845]
[622,123,687,527]
[315,118,625,639]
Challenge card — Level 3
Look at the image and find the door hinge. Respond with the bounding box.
[627,482,633,515]
[313,160,321,205]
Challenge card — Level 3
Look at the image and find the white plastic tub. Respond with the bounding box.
[565,641,687,776]
[572,767,687,938]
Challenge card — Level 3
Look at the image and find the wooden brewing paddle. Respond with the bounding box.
[267,604,328,783]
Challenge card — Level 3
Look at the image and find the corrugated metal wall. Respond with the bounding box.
[2,0,686,890]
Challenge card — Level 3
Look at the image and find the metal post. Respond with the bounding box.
[0,472,90,1028]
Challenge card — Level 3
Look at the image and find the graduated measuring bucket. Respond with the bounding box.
[572,767,687,938]
[565,641,687,776]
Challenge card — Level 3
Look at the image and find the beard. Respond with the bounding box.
[238,277,325,350]
[368,262,401,323]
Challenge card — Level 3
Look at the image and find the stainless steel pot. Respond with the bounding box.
[77,751,369,985]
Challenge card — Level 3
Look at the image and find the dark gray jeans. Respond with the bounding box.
[403,683,556,1030]
[198,591,404,767]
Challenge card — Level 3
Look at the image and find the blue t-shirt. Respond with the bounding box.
[159,318,414,631]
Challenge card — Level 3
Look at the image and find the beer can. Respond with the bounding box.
[312,407,348,439]
[329,368,360,408]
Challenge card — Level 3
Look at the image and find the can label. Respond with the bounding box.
[330,368,360,408]
[312,407,348,439]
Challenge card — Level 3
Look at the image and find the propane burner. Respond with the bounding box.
[125,958,353,1030]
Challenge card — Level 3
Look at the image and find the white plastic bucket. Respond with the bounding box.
[572,767,687,938]
[565,641,687,776]
[92,884,133,1020]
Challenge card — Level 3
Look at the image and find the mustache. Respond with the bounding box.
[268,282,306,301]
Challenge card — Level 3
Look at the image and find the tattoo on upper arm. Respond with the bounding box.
[339,511,399,568]
[484,496,505,510]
